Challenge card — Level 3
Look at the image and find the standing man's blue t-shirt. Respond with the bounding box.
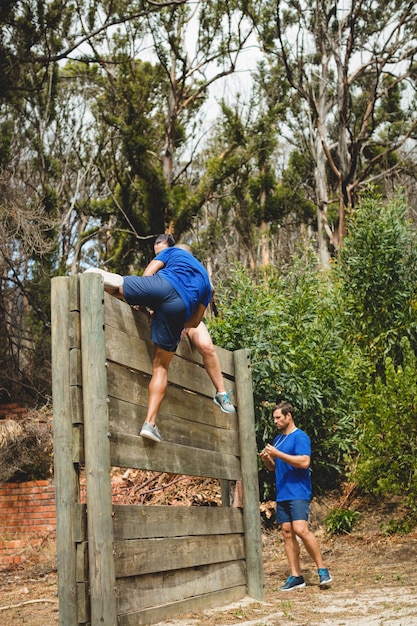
[274,428,312,501]
[155,247,212,321]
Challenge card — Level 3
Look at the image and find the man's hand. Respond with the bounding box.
[260,447,275,470]
[265,443,278,457]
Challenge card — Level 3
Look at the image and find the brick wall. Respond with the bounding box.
[0,480,56,568]
[0,402,30,420]
[0,403,56,568]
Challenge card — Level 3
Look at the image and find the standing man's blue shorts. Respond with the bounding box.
[276,500,310,524]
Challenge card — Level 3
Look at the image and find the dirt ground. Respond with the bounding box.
[1,493,417,626]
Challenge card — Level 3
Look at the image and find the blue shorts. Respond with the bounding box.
[123,274,186,352]
[276,500,310,524]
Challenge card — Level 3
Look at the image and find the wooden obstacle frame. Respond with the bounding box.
[51,274,264,626]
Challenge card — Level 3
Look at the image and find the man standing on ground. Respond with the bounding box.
[260,401,332,591]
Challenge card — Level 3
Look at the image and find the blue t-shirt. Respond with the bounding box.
[155,247,212,320]
[273,428,312,502]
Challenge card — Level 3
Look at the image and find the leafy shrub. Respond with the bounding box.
[324,508,360,534]
[209,252,363,498]
[336,192,417,368]
[209,192,417,504]
[333,192,417,517]
[382,514,417,536]
[351,337,417,506]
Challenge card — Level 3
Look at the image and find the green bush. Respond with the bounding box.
[351,337,417,506]
[209,252,363,498]
[210,192,417,508]
[324,508,360,535]
[382,514,417,536]
[336,192,417,368]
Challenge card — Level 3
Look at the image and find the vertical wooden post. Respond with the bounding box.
[233,349,265,601]
[80,274,117,625]
[51,277,79,625]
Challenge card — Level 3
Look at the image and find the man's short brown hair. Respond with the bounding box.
[273,401,294,416]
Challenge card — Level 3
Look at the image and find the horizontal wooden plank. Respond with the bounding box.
[108,396,239,455]
[107,362,237,431]
[105,325,152,376]
[114,533,244,577]
[116,560,246,614]
[117,585,247,626]
[105,324,236,401]
[106,361,149,408]
[176,329,234,378]
[112,505,244,540]
[104,294,154,345]
[108,394,147,434]
[104,293,235,378]
[109,432,241,480]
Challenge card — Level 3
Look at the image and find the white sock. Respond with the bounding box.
[84,268,123,289]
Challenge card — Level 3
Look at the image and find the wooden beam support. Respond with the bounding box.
[234,349,265,601]
[51,276,79,625]
[80,273,117,626]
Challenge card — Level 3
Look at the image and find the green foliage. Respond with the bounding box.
[87,57,170,271]
[334,192,417,520]
[351,337,417,506]
[2,1,417,518]
[324,508,360,535]
[382,514,417,536]
[336,192,417,368]
[209,253,363,498]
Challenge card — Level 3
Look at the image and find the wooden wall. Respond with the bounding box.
[51,273,264,626]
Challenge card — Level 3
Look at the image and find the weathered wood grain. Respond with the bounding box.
[114,534,245,577]
[112,504,244,540]
[105,322,236,400]
[109,431,241,480]
[116,560,246,614]
[80,273,117,626]
[52,276,265,626]
[51,276,80,626]
[106,360,237,430]
[107,396,239,454]
[234,349,264,601]
[104,293,234,377]
[117,586,246,626]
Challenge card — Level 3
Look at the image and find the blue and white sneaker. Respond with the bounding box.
[318,568,332,585]
[279,575,306,591]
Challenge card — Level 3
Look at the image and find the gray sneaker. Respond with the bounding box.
[213,390,236,413]
[140,423,162,442]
